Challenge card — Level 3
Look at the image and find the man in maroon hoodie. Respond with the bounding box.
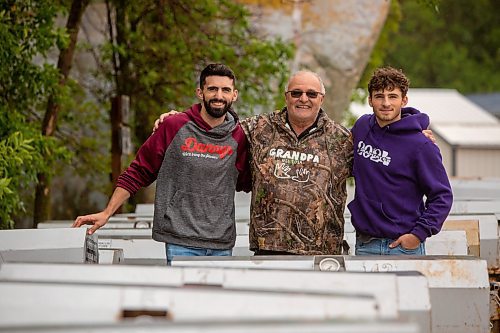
[73,64,251,264]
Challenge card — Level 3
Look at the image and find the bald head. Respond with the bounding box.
[286,70,326,94]
[284,70,325,135]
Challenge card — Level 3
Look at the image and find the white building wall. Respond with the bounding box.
[457,149,500,178]
[434,134,453,176]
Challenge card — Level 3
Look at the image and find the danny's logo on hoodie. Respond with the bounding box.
[357,141,391,166]
[181,137,233,159]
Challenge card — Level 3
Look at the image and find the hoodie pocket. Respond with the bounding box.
[348,194,399,231]
[162,190,233,241]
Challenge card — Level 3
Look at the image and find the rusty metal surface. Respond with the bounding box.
[491,282,500,321]
[490,266,500,277]
[345,256,490,333]
[345,256,489,288]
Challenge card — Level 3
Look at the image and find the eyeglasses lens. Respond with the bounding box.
[289,90,320,98]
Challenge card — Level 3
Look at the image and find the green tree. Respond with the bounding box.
[80,0,293,209]
[347,0,402,127]
[1,1,293,226]
[383,0,500,93]
[357,0,402,96]
[93,0,294,146]
[0,1,69,228]
[34,0,90,226]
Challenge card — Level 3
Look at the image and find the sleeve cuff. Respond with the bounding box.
[410,227,429,243]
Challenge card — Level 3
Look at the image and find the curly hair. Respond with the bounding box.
[368,66,410,97]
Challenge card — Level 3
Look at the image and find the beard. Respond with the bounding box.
[375,110,401,125]
[203,96,232,118]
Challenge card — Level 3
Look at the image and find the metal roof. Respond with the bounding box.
[466,93,500,118]
[432,124,500,147]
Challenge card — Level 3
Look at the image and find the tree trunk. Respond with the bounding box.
[33,0,90,227]
[107,0,133,212]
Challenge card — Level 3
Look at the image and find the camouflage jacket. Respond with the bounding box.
[241,108,353,255]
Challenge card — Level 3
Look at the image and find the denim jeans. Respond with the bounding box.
[165,243,232,265]
[355,236,426,256]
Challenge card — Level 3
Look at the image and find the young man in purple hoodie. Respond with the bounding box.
[73,64,251,264]
[348,66,453,255]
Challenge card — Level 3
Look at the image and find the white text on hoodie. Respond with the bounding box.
[357,141,391,166]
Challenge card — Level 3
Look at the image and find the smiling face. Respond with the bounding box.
[285,71,325,132]
[196,75,238,119]
[367,67,410,127]
[369,87,408,127]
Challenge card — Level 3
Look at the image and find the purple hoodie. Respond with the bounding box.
[347,107,453,241]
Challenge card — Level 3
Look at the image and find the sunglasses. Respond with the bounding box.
[286,90,324,99]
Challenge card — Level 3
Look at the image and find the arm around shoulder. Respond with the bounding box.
[239,114,261,141]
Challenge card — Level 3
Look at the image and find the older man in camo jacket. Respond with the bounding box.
[241,70,353,255]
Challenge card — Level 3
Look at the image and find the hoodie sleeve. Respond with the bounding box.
[346,130,354,178]
[410,141,453,241]
[116,115,187,195]
[233,124,252,193]
[239,115,259,142]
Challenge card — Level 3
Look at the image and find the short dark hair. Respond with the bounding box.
[368,66,410,97]
[199,63,236,89]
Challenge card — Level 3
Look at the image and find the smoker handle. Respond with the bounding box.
[121,309,172,320]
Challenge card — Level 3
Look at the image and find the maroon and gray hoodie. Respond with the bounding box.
[116,103,251,250]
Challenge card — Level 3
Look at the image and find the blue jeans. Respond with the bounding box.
[165,243,232,265]
[355,236,426,256]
